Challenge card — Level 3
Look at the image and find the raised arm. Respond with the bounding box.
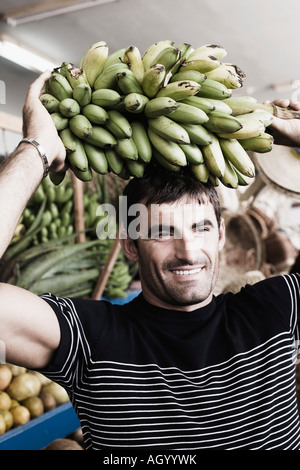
[0,71,66,369]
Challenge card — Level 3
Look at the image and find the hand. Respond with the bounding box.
[22,71,66,171]
[265,98,300,147]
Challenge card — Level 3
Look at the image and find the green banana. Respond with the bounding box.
[208,173,219,187]
[147,128,187,166]
[73,83,92,107]
[83,141,108,174]
[190,161,210,183]
[49,171,66,186]
[142,40,174,70]
[144,97,178,118]
[169,102,209,124]
[196,78,232,99]
[59,98,80,117]
[202,98,232,114]
[82,103,109,125]
[116,137,139,160]
[85,125,117,148]
[234,168,254,186]
[152,46,181,73]
[148,116,190,144]
[123,45,144,83]
[235,110,273,127]
[188,44,227,60]
[181,96,216,114]
[142,64,166,98]
[116,70,144,95]
[217,115,265,139]
[205,63,246,89]
[203,111,242,133]
[202,134,226,178]
[171,43,194,74]
[179,143,204,164]
[131,121,152,163]
[170,69,207,85]
[59,128,78,153]
[65,64,89,89]
[179,57,220,73]
[71,165,93,182]
[91,89,122,108]
[223,97,272,116]
[124,92,149,113]
[51,112,69,131]
[47,73,73,101]
[69,114,93,139]
[93,62,128,90]
[219,138,255,177]
[155,80,201,100]
[126,159,146,178]
[67,138,89,172]
[40,93,60,113]
[240,133,274,153]
[105,148,124,174]
[219,157,239,188]
[152,148,181,172]
[80,41,108,87]
[105,110,132,138]
[180,123,213,145]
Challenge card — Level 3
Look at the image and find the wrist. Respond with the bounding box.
[18,138,49,178]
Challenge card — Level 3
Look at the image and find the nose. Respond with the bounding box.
[174,232,200,264]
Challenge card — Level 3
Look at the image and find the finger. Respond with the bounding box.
[289,100,300,110]
[26,70,52,100]
[272,98,290,108]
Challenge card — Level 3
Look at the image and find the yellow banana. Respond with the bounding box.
[219,138,255,177]
[155,80,201,100]
[148,128,187,166]
[179,57,220,73]
[82,103,109,125]
[148,116,190,144]
[131,121,152,163]
[205,63,246,89]
[235,110,273,127]
[223,97,272,116]
[142,64,166,98]
[188,44,227,61]
[202,134,226,178]
[124,45,144,83]
[217,115,265,139]
[80,41,108,87]
[144,97,178,118]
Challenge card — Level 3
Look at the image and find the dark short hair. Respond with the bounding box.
[122,163,221,233]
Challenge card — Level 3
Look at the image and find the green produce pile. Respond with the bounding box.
[41,39,277,189]
[0,174,137,299]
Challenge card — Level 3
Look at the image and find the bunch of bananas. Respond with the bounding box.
[41,40,276,189]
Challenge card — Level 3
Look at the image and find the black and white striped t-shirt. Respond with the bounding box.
[39,274,300,450]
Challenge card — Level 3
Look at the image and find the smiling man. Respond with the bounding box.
[0,72,300,450]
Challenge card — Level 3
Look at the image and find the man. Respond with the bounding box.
[0,71,300,450]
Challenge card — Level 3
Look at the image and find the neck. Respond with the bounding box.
[141,288,214,312]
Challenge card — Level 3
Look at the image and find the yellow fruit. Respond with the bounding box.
[7,372,41,401]
[42,382,69,405]
[27,371,51,386]
[0,409,13,431]
[22,396,44,419]
[0,391,12,410]
[0,364,12,390]
[11,405,30,427]
[0,415,6,434]
[10,399,19,409]
[6,364,26,376]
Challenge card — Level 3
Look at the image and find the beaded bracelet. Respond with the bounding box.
[19,137,49,178]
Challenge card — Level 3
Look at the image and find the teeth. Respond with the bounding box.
[172,268,202,275]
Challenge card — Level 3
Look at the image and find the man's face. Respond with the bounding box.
[122,195,225,311]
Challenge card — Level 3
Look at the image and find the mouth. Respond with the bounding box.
[171,266,204,276]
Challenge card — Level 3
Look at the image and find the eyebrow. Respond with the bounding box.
[147,219,215,238]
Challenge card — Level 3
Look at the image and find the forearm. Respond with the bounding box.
[0,142,44,259]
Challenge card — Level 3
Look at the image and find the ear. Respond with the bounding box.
[119,235,139,263]
[218,217,226,251]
